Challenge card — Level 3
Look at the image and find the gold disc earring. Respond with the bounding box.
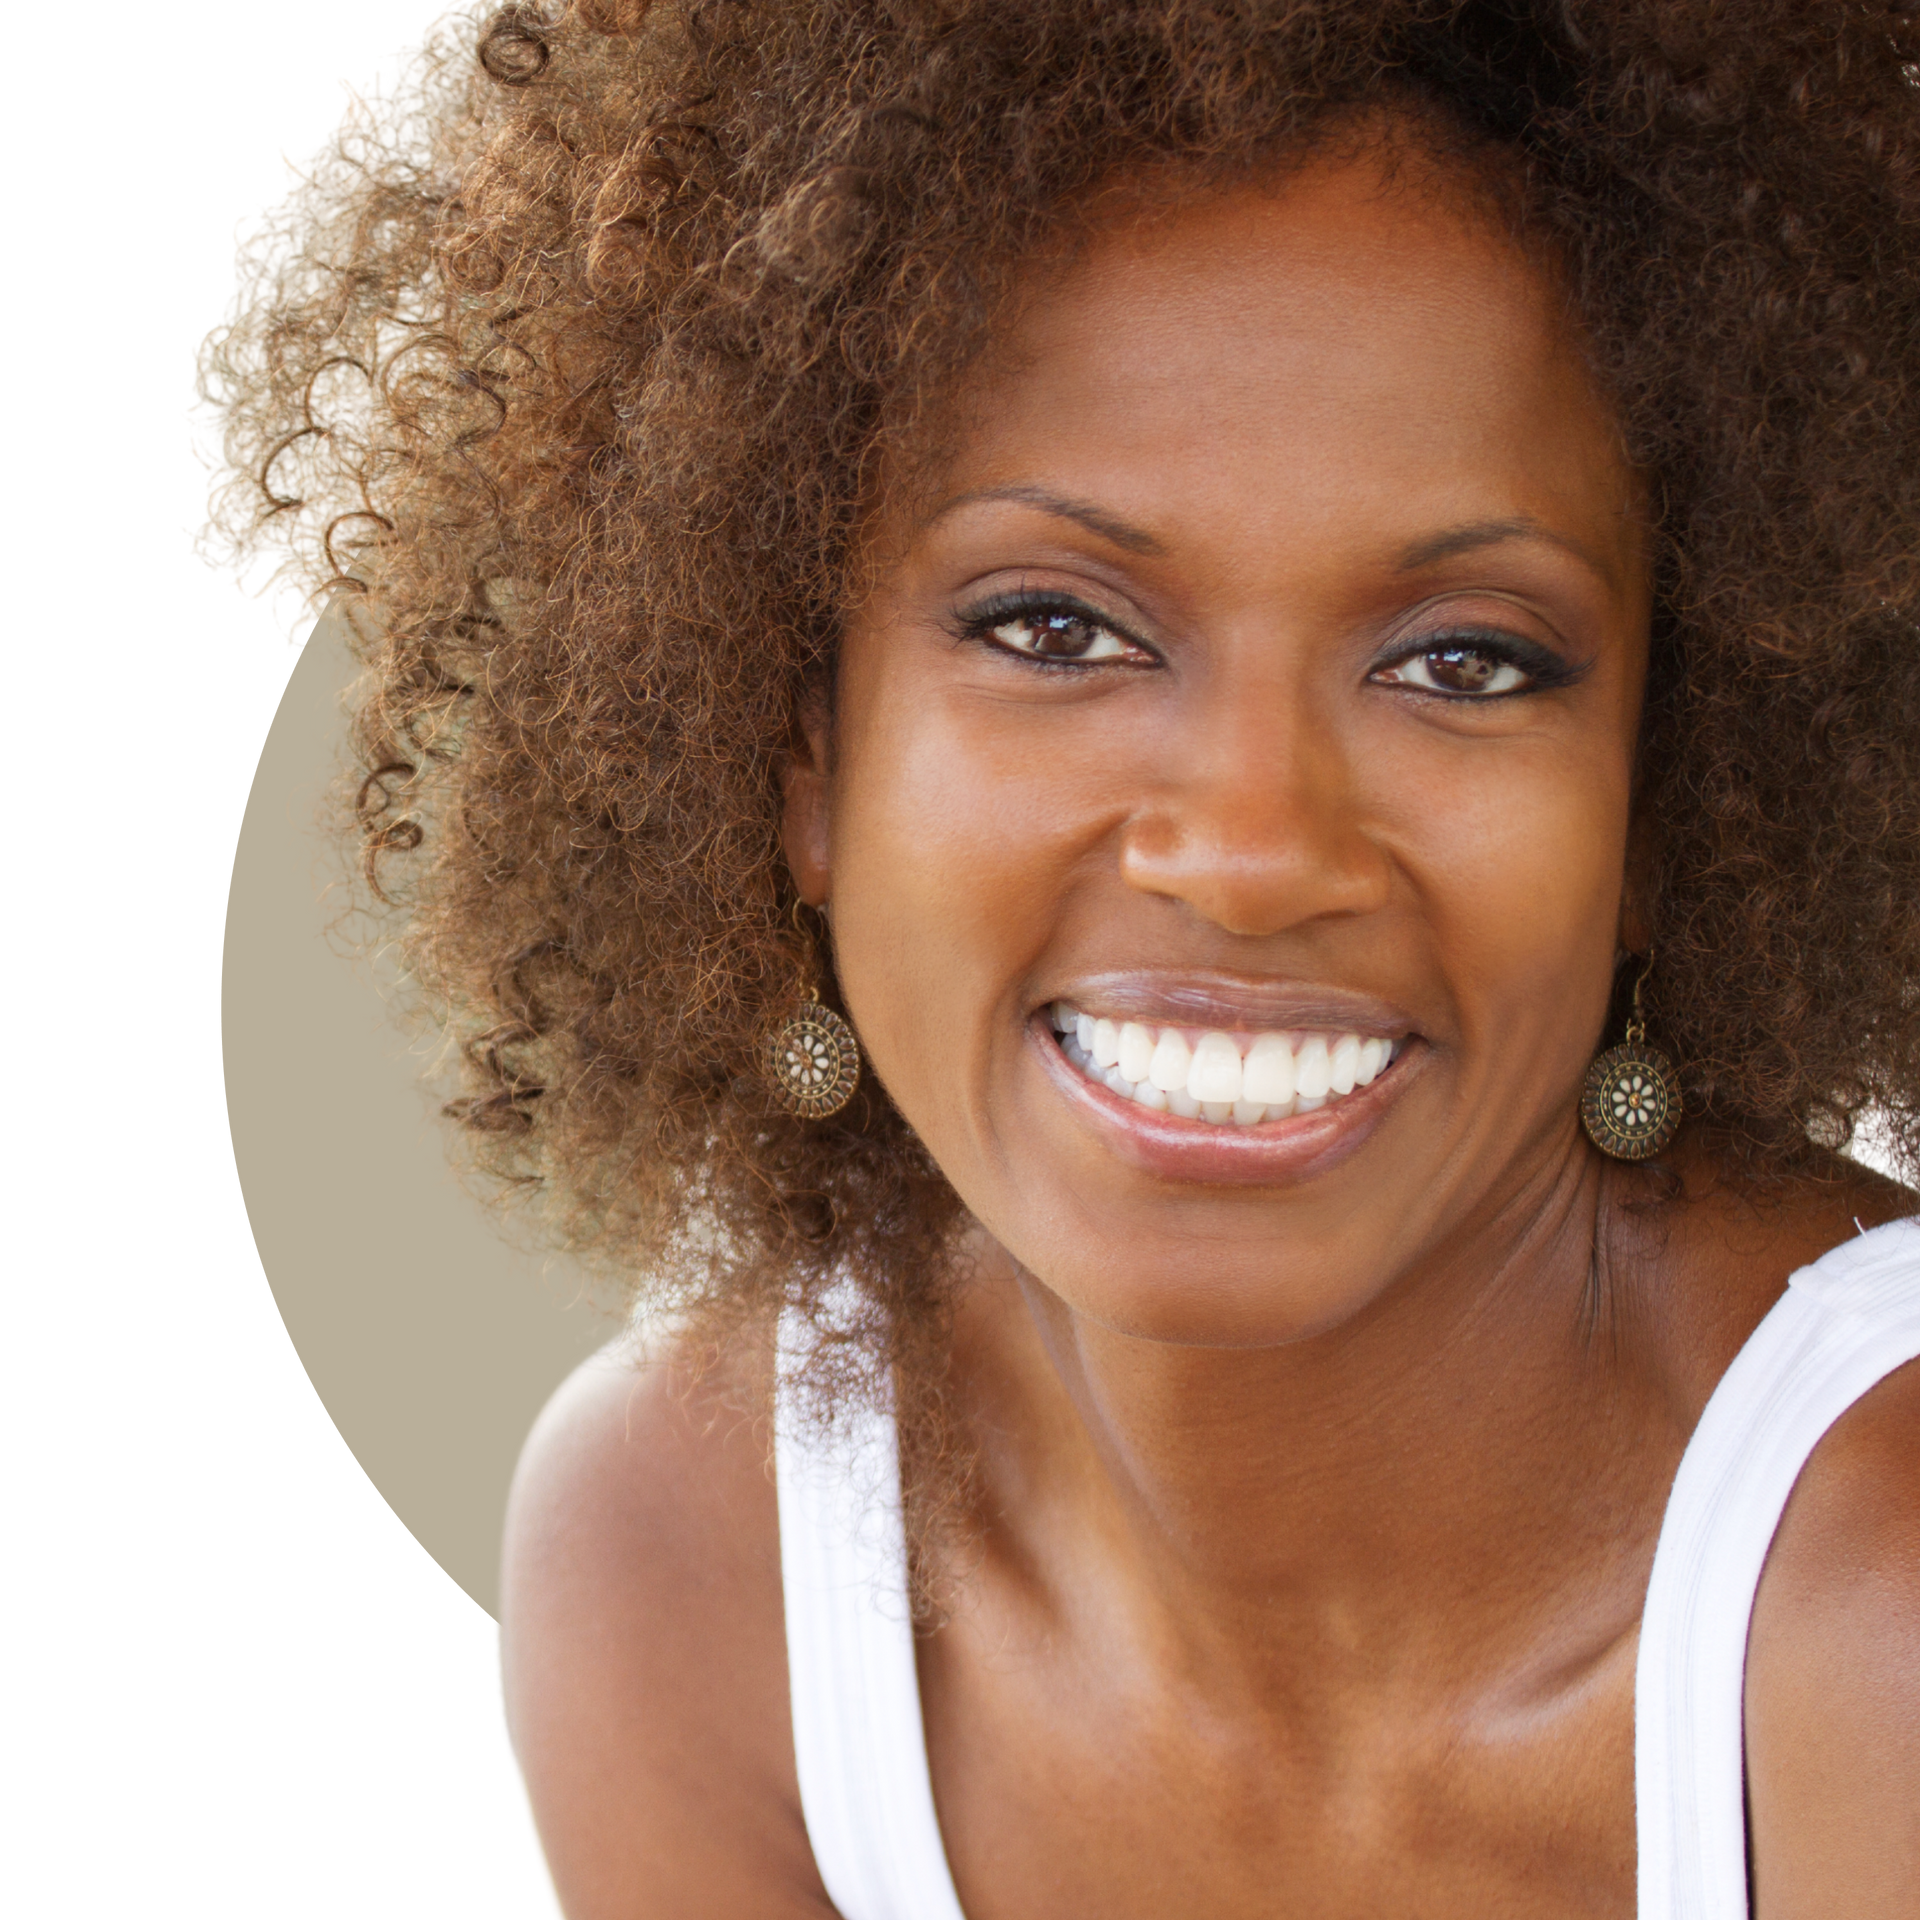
[764,904,861,1118]
[1580,957,1681,1161]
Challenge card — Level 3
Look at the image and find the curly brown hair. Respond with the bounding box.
[205,0,1920,1386]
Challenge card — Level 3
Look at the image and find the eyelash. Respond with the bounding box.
[952,590,1157,670]
[1369,629,1582,701]
[954,593,1581,700]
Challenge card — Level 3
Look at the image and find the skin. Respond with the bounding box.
[501,139,1920,1918]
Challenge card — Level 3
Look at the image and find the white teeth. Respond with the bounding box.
[1148,1029,1193,1094]
[1329,1033,1360,1097]
[1294,1034,1332,1100]
[1186,1031,1243,1104]
[1242,1032,1295,1105]
[1048,1007,1397,1127]
[1117,1020,1155,1083]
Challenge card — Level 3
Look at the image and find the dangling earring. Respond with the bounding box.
[1580,954,1681,1160]
[764,905,861,1119]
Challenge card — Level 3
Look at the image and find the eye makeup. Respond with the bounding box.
[951,583,1585,703]
[1367,625,1587,700]
[949,587,1159,669]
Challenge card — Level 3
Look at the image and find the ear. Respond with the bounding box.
[779,689,833,908]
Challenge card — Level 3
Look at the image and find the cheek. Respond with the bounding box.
[825,677,1116,1128]
[1382,725,1629,1079]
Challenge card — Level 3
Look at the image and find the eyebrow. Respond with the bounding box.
[926,484,1165,555]
[927,492,1615,586]
[1396,516,1614,586]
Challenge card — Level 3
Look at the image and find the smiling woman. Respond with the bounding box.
[802,164,1650,1311]
[202,2,1920,1916]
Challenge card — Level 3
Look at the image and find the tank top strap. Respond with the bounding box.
[775,1318,969,1920]
[1635,1215,1920,1920]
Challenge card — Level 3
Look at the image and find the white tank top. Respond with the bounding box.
[775,1218,1920,1920]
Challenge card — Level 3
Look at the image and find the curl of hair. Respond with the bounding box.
[202,0,1920,1391]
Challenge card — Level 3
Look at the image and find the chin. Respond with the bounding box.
[1011,1220,1397,1349]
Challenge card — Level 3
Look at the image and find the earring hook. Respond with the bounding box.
[1626,947,1655,1046]
[790,897,828,1005]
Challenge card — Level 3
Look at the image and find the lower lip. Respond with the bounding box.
[1029,1018,1419,1187]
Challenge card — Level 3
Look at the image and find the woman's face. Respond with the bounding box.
[791,146,1651,1346]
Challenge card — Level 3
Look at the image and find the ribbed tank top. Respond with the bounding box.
[775,1218,1920,1920]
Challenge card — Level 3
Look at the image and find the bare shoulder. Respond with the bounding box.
[1745,1343,1920,1919]
[1644,1150,1914,1419]
[500,1323,833,1919]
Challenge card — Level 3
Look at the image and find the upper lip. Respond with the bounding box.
[1037,970,1415,1038]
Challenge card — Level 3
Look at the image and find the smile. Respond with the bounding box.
[1049,1003,1400,1126]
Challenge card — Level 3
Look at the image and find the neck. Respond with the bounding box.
[950,1135,1690,1698]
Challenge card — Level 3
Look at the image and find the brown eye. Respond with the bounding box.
[1375,644,1530,697]
[987,609,1135,662]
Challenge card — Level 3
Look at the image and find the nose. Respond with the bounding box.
[1117,677,1391,938]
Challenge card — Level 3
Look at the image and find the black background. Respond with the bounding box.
[178,7,549,1912]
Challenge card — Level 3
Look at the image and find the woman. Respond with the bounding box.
[206,1,1920,1913]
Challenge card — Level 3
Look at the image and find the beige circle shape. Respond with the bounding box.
[224,612,618,1617]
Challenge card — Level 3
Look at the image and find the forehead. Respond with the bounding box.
[927,147,1636,571]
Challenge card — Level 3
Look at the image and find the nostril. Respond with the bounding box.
[1118,825,1392,938]
[1115,752,1393,936]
